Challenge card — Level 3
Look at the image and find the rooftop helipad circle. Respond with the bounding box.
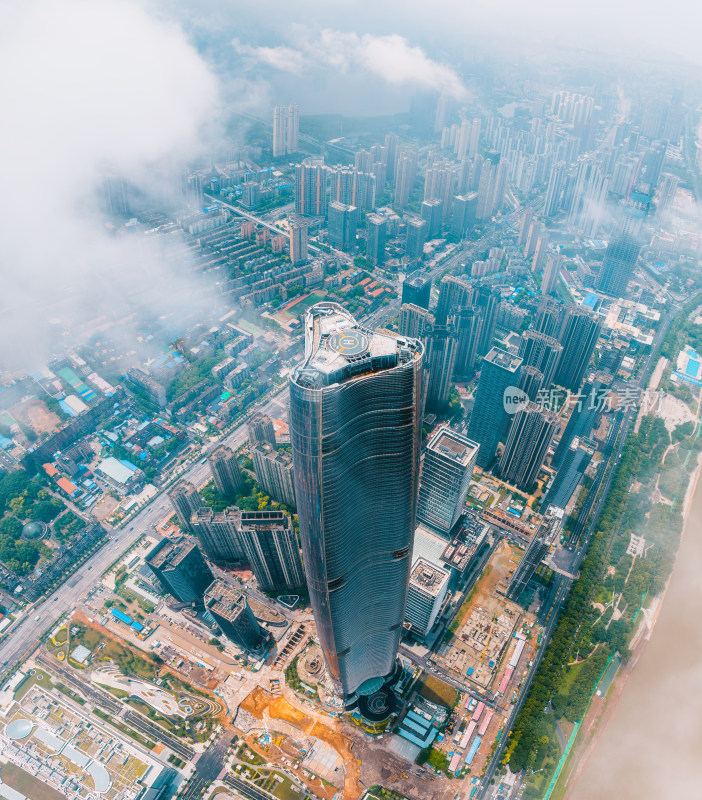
[328,330,369,357]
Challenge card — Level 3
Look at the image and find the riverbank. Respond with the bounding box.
[562,448,702,800]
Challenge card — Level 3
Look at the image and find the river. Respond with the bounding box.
[569,463,702,799]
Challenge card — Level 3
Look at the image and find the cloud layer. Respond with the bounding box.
[0,0,221,371]
[234,29,468,100]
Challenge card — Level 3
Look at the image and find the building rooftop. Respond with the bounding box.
[147,537,196,570]
[484,347,522,373]
[204,580,248,623]
[427,428,479,467]
[409,558,449,598]
[293,302,422,387]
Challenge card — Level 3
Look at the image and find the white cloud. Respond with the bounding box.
[233,28,468,100]
[0,0,222,370]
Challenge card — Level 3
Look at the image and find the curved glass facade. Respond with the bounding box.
[290,304,424,699]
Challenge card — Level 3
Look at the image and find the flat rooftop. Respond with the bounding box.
[204,580,247,623]
[409,557,449,597]
[427,428,479,467]
[484,347,522,372]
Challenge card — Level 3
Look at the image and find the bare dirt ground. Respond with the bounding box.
[11,398,60,434]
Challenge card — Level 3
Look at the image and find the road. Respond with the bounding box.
[0,388,289,678]
[181,728,238,800]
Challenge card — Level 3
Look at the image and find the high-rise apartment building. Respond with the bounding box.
[424,326,458,412]
[421,198,443,237]
[250,442,296,508]
[295,158,327,217]
[204,580,267,652]
[146,537,214,604]
[533,297,565,340]
[289,303,424,701]
[247,413,277,446]
[451,193,478,237]
[289,222,308,265]
[235,509,305,593]
[329,168,376,213]
[272,104,299,157]
[555,308,602,390]
[399,303,434,339]
[405,217,428,261]
[395,147,418,209]
[453,307,482,377]
[499,403,559,490]
[404,558,450,638]
[435,275,473,325]
[190,507,245,562]
[467,348,522,469]
[208,444,244,498]
[543,436,596,510]
[366,214,387,265]
[475,285,500,356]
[401,273,432,310]
[518,331,563,389]
[168,482,204,533]
[416,428,479,536]
[552,371,611,468]
[518,365,544,402]
[328,201,357,251]
[542,253,562,295]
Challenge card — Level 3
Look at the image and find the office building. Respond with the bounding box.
[552,371,611,468]
[542,253,562,295]
[328,201,357,251]
[499,403,559,490]
[401,273,432,310]
[543,437,596,510]
[399,303,434,339]
[168,481,204,533]
[518,331,563,389]
[467,348,522,469]
[405,217,428,261]
[453,307,482,377]
[289,303,424,701]
[250,442,296,508]
[555,308,602,390]
[421,198,443,237]
[416,428,479,536]
[435,275,473,325]
[295,158,327,217]
[204,580,267,652]
[235,509,306,593]
[208,444,244,498]
[507,507,563,601]
[146,537,214,604]
[451,192,478,237]
[247,413,276,447]
[366,214,387,265]
[404,558,450,638]
[424,326,458,412]
[595,234,641,298]
[190,507,245,562]
[289,222,308,264]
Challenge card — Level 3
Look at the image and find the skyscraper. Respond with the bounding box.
[405,217,428,261]
[328,201,357,250]
[401,274,432,310]
[499,403,559,491]
[507,507,563,601]
[435,275,473,325]
[235,509,306,593]
[404,558,450,638]
[208,444,244,498]
[295,158,327,217]
[395,147,418,209]
[247,413,277,446]
[555,308,602,391]
[168,482,204,533]
[424,325,458,412]
[518,331,563,389]
[399,303,434,339]
[467,348,522,469]
[190,507,245,562]
[289,222,308,265]
[595,235,641,298]
[475,285,500,356]
[451,193,478,237]
[366,214,387,265]
[416,428,479,536]
[543,436,596,510]
[204,580,267,652]
[552,372,611,468]
[518,365,544,402]
[452,307,482,377]
[541,253,562,295]
[272,104,299,157]
[250,442,296,508]
[146,537,214,604]
[533,297,565,340]
[289,303,424,701]
[421,198,443,237]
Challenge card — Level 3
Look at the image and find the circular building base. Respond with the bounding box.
[357,686,398,723]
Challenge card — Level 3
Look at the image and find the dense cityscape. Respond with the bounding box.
[0,4,701,800]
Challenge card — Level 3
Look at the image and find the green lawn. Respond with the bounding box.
[14,669,52,701]
[281,290,326,319]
